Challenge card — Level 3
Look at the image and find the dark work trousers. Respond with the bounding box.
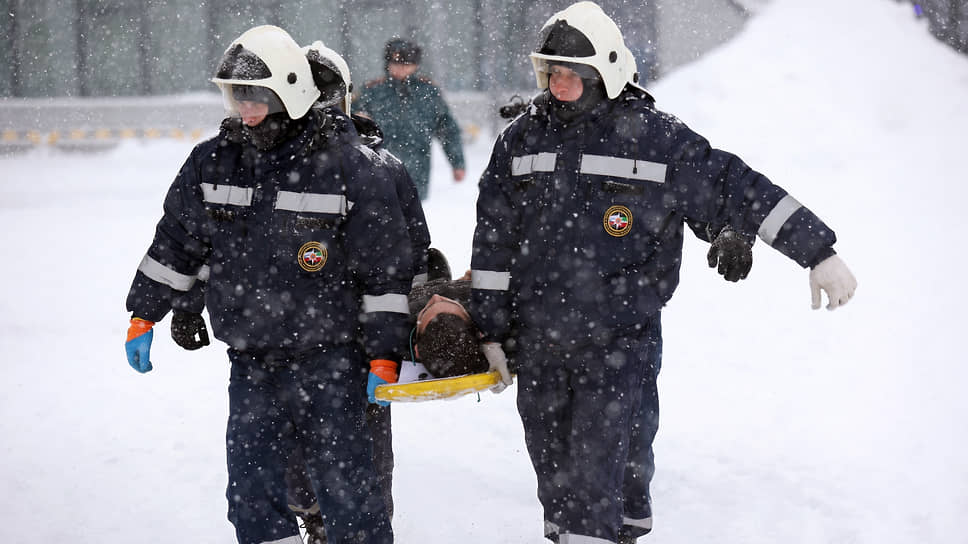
[286,403,394,520]
[516,317,662,544]
[225,346,393,544]
[619,318,661,541]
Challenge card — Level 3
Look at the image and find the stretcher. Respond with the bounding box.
[373,360,506,402]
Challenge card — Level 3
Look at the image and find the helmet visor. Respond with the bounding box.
[533,58,601,81]
[213,44,287,119]
[219,83,287,120]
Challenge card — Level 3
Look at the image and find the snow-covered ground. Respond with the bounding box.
[2,0,966,542]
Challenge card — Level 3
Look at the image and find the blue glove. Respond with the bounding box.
[125,318,155,373]
[367,359,398,407]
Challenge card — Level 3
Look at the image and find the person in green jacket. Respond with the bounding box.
[355,38,466,200]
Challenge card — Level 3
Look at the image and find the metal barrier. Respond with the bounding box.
[0,94,223,153]
[1,127,208,145]
[0,91,510,154]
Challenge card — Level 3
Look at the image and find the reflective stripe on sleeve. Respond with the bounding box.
[275,191,348,215]
[757,194,802,246]
[580,154,667,184]
[472,270,511,291]
[623,515,653,531]
[260,536,303,544]
[200,183,252,206]
[137,255,197,291]
[558,534,613,544]
[511,152,557,176]
[362,293,410,314]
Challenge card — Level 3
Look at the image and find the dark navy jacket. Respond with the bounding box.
[127,109,413,360]
[470,87,836,345]
[169,112,432,312]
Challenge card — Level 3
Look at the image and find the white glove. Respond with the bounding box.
[809,254,857,310]
[481,342,514,393]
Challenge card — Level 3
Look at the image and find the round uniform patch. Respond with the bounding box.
[298,241,328,272]
[603,205,633,237]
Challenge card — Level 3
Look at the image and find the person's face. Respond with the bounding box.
[548,64,584,102]
[236,100,269,127]
[415,294,471,335]
[388,62,419,81]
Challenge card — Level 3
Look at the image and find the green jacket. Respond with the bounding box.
[356,75,465,199]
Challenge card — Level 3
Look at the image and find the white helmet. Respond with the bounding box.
[302,41,353,114]
[211,25,320,119]
[529,1,638,99]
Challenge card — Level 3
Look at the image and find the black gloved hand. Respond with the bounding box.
[170,311,210,351]
[707,226,753,282]
[498,95,528,120]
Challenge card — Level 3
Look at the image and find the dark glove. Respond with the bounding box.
[707,227,753,282]
[498,95,528,120]
[170,311,210,351]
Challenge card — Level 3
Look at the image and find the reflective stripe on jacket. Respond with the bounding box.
[471,87,836,343]
[127,109,413,359]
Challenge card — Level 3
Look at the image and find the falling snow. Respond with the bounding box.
[1,0,966,543]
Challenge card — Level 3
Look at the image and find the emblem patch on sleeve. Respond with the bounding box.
[298,241,328,272]
[603,205,632,237]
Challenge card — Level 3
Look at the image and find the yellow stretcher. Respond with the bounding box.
[374,370,505,403]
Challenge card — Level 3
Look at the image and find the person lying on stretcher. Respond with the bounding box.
[168,247,490,379]
[405,271,489,379]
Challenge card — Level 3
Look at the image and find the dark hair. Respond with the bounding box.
[416,313,488,378]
